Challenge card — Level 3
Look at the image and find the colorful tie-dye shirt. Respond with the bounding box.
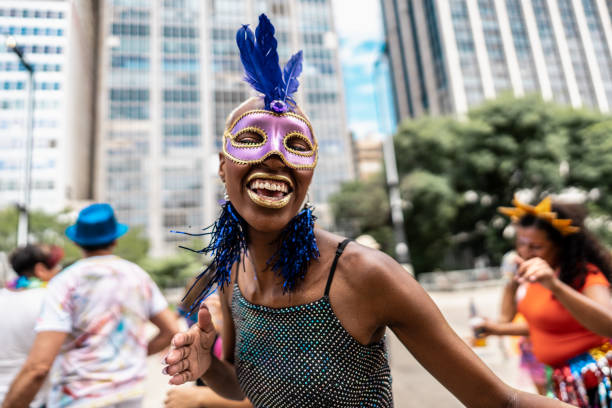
[35,255,167,407]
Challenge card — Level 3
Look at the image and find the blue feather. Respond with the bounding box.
[236,25,269,96]
[283,50,303,101]
[235,13,304,111]
[254,14,283,104]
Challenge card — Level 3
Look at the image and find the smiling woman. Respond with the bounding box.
[162,13,573,408]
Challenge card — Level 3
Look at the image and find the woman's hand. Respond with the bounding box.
[164,386,254,408]
[164,386,210,408]
[163,303,217,385]
[471,317,498,337]
[516,257,557,290]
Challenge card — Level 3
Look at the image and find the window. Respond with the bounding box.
[163,89,199,102]
[110,88,150,102]
[112,23,150,37]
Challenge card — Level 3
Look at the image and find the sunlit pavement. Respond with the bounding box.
[144,284,535,407]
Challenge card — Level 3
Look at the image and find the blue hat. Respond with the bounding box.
[65,203,128,246]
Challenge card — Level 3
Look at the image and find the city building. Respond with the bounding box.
[97,0,353,255]
[0,0,98,213]
[352,132,384,181]
[381,0,612,119]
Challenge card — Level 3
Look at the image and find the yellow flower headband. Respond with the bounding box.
[498,196,580,236]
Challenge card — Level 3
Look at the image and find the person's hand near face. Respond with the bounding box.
[515,256,558,290]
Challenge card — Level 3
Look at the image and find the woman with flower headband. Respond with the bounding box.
[162,14,571,407]
[477,196,612,406]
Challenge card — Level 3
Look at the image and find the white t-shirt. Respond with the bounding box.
[0,288,50,407]
[35,255,167,408]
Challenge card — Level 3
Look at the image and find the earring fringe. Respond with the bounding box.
[267,204,320,292]
[176,202,320,314]
[177,201,248,315]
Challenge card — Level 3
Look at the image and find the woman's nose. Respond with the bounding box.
[261,153,285,170]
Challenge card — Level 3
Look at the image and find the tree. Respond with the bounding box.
[0,206,81,264]
[0,206,148,271]
[331,95,612,274]
[114,226,149,264]
[329,175,394,254]
[141,250,206,290]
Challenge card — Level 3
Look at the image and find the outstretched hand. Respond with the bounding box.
[163,303,217,385]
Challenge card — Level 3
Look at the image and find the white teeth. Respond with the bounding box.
[249,179,289,193]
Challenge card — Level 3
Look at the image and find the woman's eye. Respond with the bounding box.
[287,136,311,152]
[236,132,263,144]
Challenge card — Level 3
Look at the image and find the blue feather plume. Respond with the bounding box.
[236,13,303,111]
[283,50,303,107]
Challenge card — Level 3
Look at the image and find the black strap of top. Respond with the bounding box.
[324,239,352,296]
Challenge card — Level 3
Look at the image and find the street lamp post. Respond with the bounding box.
[373,46,412,272]
[6,37,35,246]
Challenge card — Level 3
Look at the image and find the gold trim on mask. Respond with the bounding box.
[222,141,319,169]
[283,132,316,157]
[230,126,268,149]
[498,196,580,236]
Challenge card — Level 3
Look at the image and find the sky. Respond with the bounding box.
[332,0,387,139]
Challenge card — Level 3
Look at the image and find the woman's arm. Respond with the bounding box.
[518,257,612,337]
[362,253,571,408]
[148,308,179,356]
[550,280,612,337]
[498,280,519,323]
[479,319,530,337]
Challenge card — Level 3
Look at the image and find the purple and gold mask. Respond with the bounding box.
[223,110,318,170]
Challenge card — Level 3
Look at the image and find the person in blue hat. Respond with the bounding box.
[3,203,179,408]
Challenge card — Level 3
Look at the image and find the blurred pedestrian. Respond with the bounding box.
[475,249,548,394]
[161,14,571,408]
[2,203,178,408]
[478,196,612,406]
[0,244,63,407]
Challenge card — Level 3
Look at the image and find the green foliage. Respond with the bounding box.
[141,250,206,290]
[331,95,612,274]
[329,175,394,254]
[114,227,149,264]
[400,170,457,272]
[0,206,203,289]
[0,206,81,264]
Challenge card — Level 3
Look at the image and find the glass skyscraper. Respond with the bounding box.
[98,0,352,255]
[381,0,612,118]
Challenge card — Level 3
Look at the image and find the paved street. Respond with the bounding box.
[144,284,535,407]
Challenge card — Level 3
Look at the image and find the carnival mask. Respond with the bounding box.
[223,109,318,170]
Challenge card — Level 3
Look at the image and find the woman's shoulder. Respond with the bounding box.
[315,230,412,293]
[584,263,610,288]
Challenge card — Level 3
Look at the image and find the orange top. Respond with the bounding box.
[517,264,610,367]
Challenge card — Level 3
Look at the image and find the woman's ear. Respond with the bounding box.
[33,262,53,282]
[218,153,226,183]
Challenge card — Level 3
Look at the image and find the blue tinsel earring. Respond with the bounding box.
[176,193,320,312]
[266,194,320,292]
[173,198,248,314]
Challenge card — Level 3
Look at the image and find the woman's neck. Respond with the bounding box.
[245,227,283,286]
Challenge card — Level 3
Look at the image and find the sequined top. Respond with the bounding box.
[232,239,393,407]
